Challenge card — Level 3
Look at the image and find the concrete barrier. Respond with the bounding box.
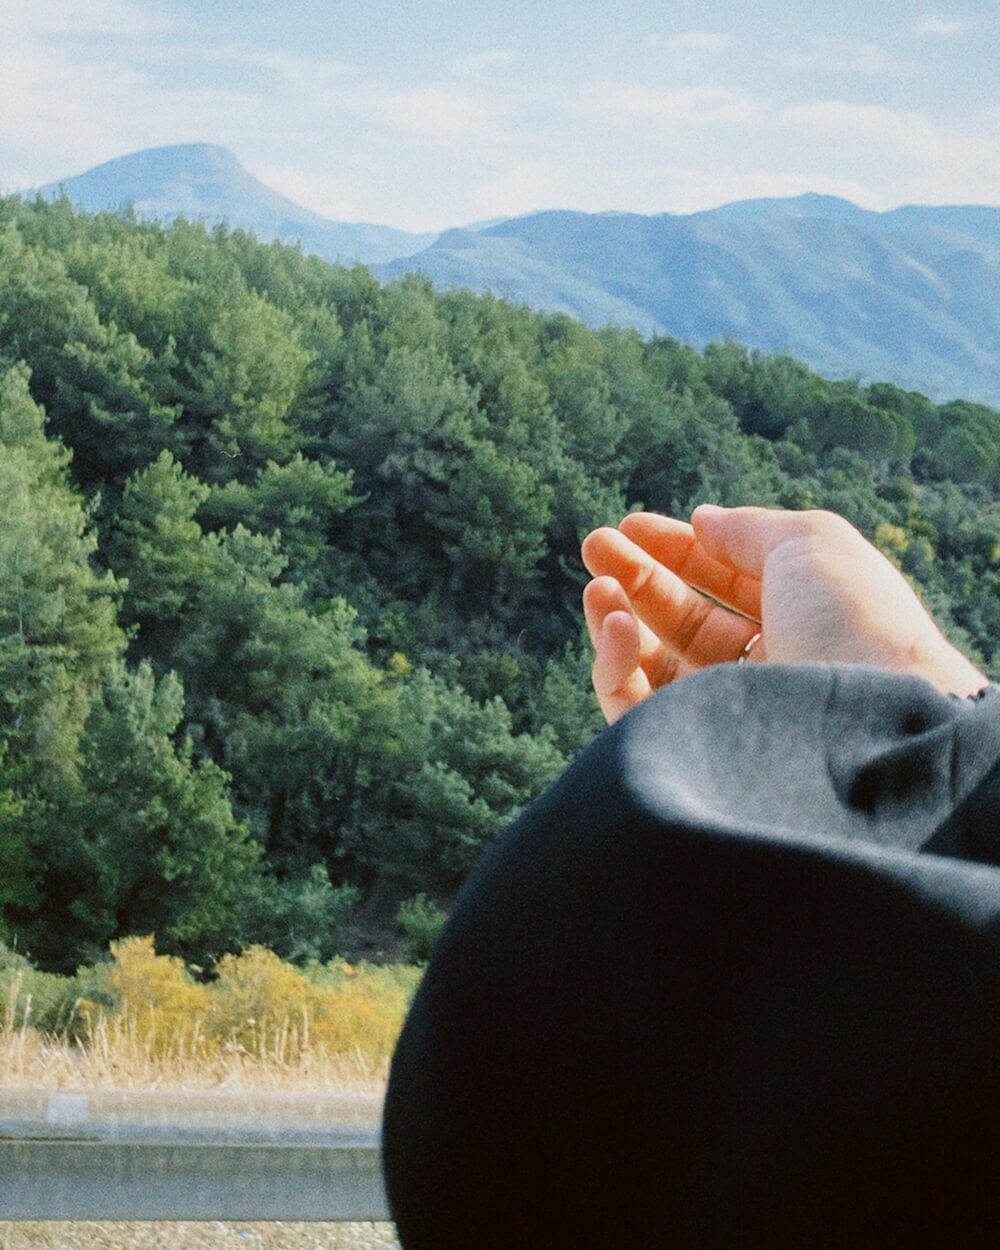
[0,1089,389,1221]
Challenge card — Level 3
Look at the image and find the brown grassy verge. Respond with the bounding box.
[0,1022,389,1091]
[1,937,420,1092]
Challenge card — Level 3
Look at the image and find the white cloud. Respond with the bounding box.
[915,17,968,36]
[207,45,357,85]
[645,32,733,52]
[0,2,522,200]
[468,160,559,219]
[780,40,893,74]
[375,82,514,146]
[579,83,767,127]
[1,0,997,234]
[777,98,1000,203]
[4,0,174,38]
[0,42,147,180]
[0,0,204,185]
[559,88,1000,216]
[248,163,369,224]
[449,50,516,75]
[781,99,951,160]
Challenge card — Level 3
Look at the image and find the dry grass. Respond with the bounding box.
[0,1021,388,1092]
[0,937,420,1093]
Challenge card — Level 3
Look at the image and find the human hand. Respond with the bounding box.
[581,505,988,724]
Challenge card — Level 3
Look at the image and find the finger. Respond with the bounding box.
[691,505,851,580]
[582,528,760,667]
[591,610,653,723]
[619,512,762,620]
[583,577,696,688]
[583,574,627,650]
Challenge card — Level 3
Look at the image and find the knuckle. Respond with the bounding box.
[673,596,712,651]
[647,651,680,687]
[722,565,747,603]
[807,510,858,541]
[627,558,657,599]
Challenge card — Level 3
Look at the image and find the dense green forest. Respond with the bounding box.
[1,195,998,972]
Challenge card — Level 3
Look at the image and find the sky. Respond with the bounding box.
[1,0,998,232]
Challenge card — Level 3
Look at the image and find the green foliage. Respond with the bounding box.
[249,865,361,964]
[0,364,124,695]
[0,761,31,944]
[20,661,263,970]
[199,453,357,583]
[344,667,565,883]
[1,196,998,968]
[108,450,214,622]
[397,894,448,963]
[528,634,607,757]
[812,391,915,469]
[0,359,126,817]
[0,957,85,1032]
[0,221,177,483]
[177,287,313,474]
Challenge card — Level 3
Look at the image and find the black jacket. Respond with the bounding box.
[383,664,1000,1249]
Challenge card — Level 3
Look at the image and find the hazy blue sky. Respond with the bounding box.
[2,0,997,230]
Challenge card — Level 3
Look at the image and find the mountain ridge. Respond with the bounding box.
[34,143,438,265]
[381,201,1000,404]
[22,144,1000,404]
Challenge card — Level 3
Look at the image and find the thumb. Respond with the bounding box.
[691,505,831,578]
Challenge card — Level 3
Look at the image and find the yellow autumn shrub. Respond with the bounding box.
[94,935,211,1059]
[307,961,411,1059]
[206,945,311,1054]
[2,937,419,1083]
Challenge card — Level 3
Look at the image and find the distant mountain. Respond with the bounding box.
[33,144,436,265]
[694,192,877,226]
[378,197,1000,406]
[402,227,662,335]
[25,147,1000,403]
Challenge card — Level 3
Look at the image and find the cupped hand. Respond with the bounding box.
[581,504,988,724]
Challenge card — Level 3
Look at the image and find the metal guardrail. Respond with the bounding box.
[0,1089,390,1222]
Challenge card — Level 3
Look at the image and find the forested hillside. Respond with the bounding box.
[1,195,998,972]
[379,199,1000,406]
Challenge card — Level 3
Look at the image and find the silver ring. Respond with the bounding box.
[737,631,763,666]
